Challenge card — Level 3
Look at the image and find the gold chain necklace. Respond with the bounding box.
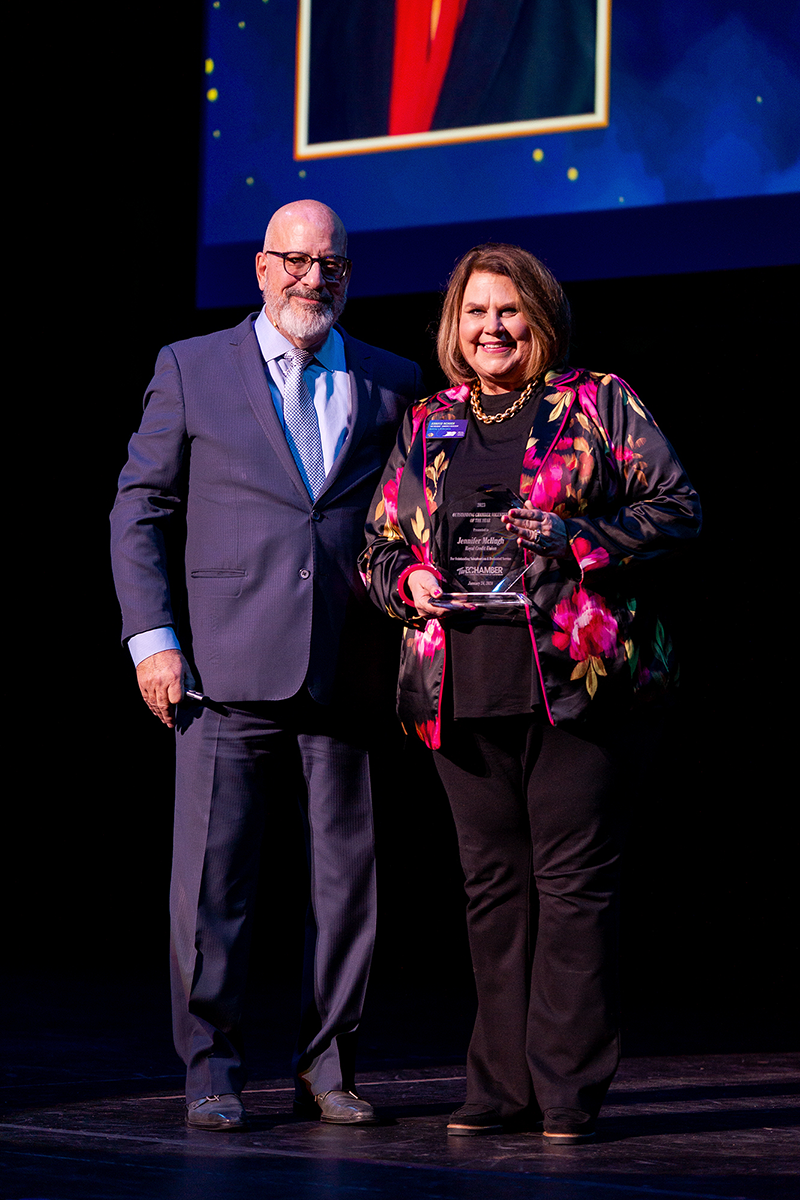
[469,377,539,424]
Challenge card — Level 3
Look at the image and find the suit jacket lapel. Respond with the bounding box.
[232,314,315,504]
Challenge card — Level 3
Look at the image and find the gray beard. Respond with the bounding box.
[263,283,346,343]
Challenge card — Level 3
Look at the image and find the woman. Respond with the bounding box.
[360,244,701,1141]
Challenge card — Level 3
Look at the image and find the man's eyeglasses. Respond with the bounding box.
[265,251,351,283]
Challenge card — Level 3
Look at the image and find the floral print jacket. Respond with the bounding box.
[360,369,702,749]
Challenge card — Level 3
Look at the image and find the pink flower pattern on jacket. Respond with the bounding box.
[443,383,471,403]
[552,586,620,697]
[529,448,568,508]
[410,400,431,441]
[381,470,401,529]
[411,543,434,567]
[553,586,618,659]
[412,619,444,662]
[576,380,604,434]
[414,718,441,749]
[571,536,610,573]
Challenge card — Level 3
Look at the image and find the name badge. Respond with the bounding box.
[427,419,468,439]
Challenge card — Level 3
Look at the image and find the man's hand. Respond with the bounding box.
[136,649,195,728]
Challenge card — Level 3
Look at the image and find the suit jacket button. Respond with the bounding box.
[298,568,311,579]
[311,510,323,521]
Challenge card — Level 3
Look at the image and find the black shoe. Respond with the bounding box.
[447,1104,504,1136]
[294,1090,378,1125]
[186,1093,247,1130]
[542,1107,596,1142]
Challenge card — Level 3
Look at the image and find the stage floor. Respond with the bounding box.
[2,1052,797,1199]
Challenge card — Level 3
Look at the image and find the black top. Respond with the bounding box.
[444,386,544,719]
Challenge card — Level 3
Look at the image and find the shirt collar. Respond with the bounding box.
[254,307,345,371]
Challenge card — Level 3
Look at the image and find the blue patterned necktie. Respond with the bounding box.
[282,347,326,500]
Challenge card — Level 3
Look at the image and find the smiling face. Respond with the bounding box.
[458,271,536,394]
[255,201,348,348]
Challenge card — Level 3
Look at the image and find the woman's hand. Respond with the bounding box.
[502,502,569,558]
[406,569,472,618]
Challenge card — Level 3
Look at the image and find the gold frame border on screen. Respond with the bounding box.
[294,0,611,160]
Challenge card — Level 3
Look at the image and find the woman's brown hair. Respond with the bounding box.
[437,243,571,386]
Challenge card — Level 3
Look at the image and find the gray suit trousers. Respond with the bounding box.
[170,692,376,1103]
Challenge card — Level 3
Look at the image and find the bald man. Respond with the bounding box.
[111,201,422,1129]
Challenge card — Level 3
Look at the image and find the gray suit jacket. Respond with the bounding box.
[111,313,423,703]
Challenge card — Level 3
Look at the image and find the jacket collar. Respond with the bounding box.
[232,314,312,503]
[419,371,580,501]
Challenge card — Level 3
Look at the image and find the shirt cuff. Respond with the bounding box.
[127,627,181,667]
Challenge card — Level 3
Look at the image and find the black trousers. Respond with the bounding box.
[170,692,377,1104]
[434,717,623,1120]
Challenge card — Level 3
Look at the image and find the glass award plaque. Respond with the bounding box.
[434,486,532,608]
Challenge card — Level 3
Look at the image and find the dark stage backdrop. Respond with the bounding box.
[18,1,795,1067]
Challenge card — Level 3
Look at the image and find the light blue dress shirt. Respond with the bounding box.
[127,309,352,668]
[254,308,351,482]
